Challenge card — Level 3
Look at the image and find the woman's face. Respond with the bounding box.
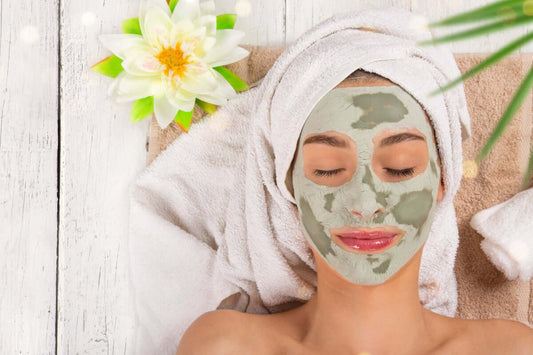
[291,80,443,285]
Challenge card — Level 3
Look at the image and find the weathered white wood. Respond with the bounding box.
[57,0,533,353]
[286,0,533,53]
[57,0,148,353]
[412,0,533,53]
[1,0,532,353]
[286,0,410,43]
[217,0,286,45]
[0,0,58,354]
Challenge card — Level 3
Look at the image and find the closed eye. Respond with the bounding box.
[314,168,345,177]
[384,167,415,177]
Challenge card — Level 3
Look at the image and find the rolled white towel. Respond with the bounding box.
[470,187,533,281]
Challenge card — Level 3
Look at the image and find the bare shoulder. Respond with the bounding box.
[490,319,533,354]
[176,309,251,355]
[460,318,533,355]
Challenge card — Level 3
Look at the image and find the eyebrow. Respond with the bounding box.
[379,132,425,147]
[303,134,348,148]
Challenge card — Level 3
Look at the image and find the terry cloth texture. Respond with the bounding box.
[146,49,533,339]
[453,53,533,327]
[470,187,533,282]
[129,7,532,354]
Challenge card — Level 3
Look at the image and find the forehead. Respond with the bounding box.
[299,82,433,141]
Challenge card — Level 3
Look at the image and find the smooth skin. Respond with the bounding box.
[176,78,533,355]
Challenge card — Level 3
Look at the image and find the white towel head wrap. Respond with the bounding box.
[247,5,470,310]
[129,6,471,354]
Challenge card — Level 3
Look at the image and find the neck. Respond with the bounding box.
[299,247,438,354]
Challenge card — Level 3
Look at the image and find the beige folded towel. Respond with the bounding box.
[453,53,533,326]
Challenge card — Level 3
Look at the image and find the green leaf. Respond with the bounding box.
[122,18,142,35]
[430,31,533,96]
[169,0,179,13]
[174,108,194,133]
[213,66,249,92]
[419,14,533,46]
[196,99,217,114]
[91,55,124,78]
[217,14,237,30]
[476,65,533,163]
[428,0,524,27]
[522,147,533,189]
[131,96,154,123]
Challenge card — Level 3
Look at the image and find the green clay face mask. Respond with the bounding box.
[292,85,441,285]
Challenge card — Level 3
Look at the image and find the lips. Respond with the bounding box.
[330,226,405,253]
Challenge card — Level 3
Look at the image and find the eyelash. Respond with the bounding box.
[313,167,415,177]
[314,168,345,177]
[384,167,415,177]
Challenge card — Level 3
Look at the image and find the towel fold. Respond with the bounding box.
[471,187,533,281]
[128,7,471,354]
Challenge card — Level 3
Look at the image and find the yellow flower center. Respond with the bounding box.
[155,44,191,80]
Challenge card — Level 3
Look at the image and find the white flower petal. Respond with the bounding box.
[122,54,162,76]
[140,0,171,15]
[195,92,227,106]
[108,72,161,102]
[154,94,180,128]
[198,36,216,56]
[180,71,218,94]
[171,0,200,23]
[173,87,196,102]
[99,34,150,59]
[195,14,217,38]
[186,25,207,42]
[195,69,236,105]
[212,69,237,94]
[139,1,171,49]
[201,29,246,64]
[175,26,206,55]
[169,19,195,47]
[141,6,173,48]
[166,89,196,112]
[139,0,171,33]
[205,46,249,67]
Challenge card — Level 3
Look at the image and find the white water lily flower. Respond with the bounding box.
[99,0,249,128]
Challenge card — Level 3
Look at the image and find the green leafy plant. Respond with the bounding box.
[418,0,533,189]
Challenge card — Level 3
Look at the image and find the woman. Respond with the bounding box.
[129,7,533,354]
[175,72,533,354]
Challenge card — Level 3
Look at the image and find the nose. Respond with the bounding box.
[349,207,385,221]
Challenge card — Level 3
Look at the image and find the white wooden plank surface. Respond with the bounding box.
[0,0,58,354]
[57,0,147,353]
[287,0,533,53]
[1,0,532,353]
[286,0,410,43]
[411,0,533,53]
[217,0,286,46]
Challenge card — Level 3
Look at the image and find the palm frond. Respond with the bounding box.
[522,147,533,189]
[418,13,533,45]
[430,31,533,96]
[428,0,524,27]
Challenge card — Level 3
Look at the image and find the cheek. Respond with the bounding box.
[297,196,338,257]
[380,166,439,238]
[300,190,338,227]
[390,189,433,228]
